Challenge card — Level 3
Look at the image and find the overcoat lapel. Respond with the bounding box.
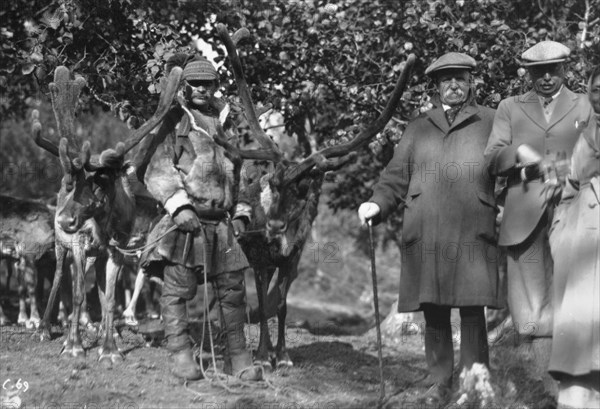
[426,107,450,134]
[449,104,479,131]
[425,101,480,134]
[547,88,577,131]
[518,90,547,131]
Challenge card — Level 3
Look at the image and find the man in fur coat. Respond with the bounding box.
[141,56,261,381]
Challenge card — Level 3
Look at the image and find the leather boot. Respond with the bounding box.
[171,348,202,381]
[229,349,263,381]
[214,271,262,381]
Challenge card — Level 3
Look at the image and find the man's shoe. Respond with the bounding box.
[171,348,202,381]
[225,350,263,381]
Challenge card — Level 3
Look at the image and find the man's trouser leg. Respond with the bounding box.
[422,303,454,387]
[506,213,553,337]
[458,306,489,369]
[162,262,198,353]
[213,270,261,380]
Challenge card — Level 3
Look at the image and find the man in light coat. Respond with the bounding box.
[358,52,503,405]
[484,41,593,343]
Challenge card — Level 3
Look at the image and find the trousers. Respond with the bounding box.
[161,262,247,354]
[422,304,490,386]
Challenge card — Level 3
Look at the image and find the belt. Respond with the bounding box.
[194,207,228,220]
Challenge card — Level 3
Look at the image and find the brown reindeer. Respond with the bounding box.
[32,65,182,363]
[214,25,415,369]
[0,195,56,328]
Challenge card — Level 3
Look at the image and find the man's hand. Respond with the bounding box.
[358,202,381,226]
[541,183,563,207]
[517,144,543,165]
[232,218,247,237]
[172,208,201,233]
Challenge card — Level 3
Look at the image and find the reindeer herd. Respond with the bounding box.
[0,25,414,371]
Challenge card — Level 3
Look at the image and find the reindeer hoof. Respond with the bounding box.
[254,359,273,372]
[98,351,124,365]
[26,318,41,330]
[17,315,28,326]
[122,313,138,327]
[61,345,86,359]
[38,325,52,341]
[0,316,9,326]
[276,359,293,369]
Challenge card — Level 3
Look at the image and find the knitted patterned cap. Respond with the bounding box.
[183,57,218,81]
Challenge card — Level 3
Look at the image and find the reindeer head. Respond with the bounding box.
[32,66,182,244]
[215,24,415,256]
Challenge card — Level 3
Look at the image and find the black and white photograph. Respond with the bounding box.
[1,0,598,408]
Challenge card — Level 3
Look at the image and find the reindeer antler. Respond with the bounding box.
[32,66,86,157]
[282,53,416,184]
[31,110,58,156]
[217,24,283,162]
[49,66,87,149]
[84,67,183,171]
[121,66,183,155]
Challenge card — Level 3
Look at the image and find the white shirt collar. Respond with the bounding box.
[538,85,563,102]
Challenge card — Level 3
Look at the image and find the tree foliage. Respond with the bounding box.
[1,0,598,220]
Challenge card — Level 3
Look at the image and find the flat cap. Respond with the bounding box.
[520,41,570,66]
[183,57,218,81]
[425,52,476,75]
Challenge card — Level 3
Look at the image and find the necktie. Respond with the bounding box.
[543,96,553,108]
[445,105,461,125]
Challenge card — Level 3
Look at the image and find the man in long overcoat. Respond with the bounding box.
[358,52,503,405]
[484,41,593,341]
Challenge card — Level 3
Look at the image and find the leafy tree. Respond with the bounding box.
[1,0,598,240]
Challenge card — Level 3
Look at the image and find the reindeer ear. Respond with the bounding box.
[58,138,72,174]
[74,141,90,170]
[99,145,124,169]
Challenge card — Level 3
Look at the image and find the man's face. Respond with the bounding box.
[589,73,600,114]
[185,79,218,108]
[528,63,565,97]
[436,69,471,106]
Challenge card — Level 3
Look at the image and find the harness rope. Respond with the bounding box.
[114,225,178,257]
[181,223,273,395]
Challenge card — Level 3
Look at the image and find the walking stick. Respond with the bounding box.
[367,218,385,404]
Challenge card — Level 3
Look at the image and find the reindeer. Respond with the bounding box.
[214,25,415,369]
[31,65,182,363]
[0,195,55,328]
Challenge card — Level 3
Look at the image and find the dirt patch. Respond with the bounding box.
[1,310,558,409]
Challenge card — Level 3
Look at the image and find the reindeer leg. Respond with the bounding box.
[5,258,13,291]
[17,259,28,326]
[275,263,295,368]
[26,260,41,329]
[98,253,124,364]
[79,258,94,329]
[254,267,273,370]
[39,246,67,341]
[0,304,8,326]
[123,267,145,326]
[61,245,86,358]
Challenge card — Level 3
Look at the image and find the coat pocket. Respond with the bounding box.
[402,187,422,245]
